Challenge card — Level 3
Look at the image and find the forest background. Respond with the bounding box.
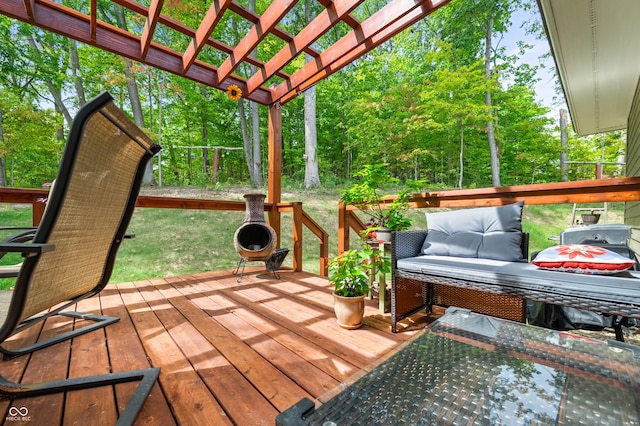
[0,0,627,194]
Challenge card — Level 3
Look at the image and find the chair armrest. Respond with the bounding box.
[0,227,37,231]
[391,230,428,265]
[0,243,55,255]
[1,228,40,261]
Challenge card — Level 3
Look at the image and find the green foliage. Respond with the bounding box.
[0,91,62,186]
[328,249,370,297]
[0,3,628,190]
[328,229,391,297]
[340,164,423,231]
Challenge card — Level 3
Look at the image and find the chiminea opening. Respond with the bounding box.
[233,193,286,281]
[236,224,273,253]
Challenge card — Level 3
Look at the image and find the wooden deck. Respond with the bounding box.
[0,269,432,425]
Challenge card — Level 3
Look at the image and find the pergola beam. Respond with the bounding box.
[273,0,451,103]
[2,0,450,106]
[140,0,164,59]
[217,0,299,83]
[246,0,365,94]
[226,2,321,59]
[182,0,231,72]
[113,0,292,82]
[0,0,273,104]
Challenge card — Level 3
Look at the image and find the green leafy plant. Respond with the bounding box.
[328,249,370,297]
[340,163,422,231]
[328,231,391,297]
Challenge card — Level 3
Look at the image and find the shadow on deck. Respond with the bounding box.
[0,269,435,425]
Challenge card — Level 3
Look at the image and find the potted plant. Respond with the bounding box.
[328,239,390,329]
[340,163,422,241]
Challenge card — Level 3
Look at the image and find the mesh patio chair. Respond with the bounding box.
[0,92,161,425]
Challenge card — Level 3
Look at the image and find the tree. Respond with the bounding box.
[303,0,320,189]
[115,6,156,185]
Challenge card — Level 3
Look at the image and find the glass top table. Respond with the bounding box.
[276,307,640,425]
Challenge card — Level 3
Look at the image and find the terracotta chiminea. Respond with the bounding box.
[233,193,279,281]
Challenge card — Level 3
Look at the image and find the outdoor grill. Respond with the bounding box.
[529,223,638,335]
[560,223,632,245]
[233,193,284,281]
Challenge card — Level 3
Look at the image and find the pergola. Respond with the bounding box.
[0,0,450,106]
[0,0,452,215]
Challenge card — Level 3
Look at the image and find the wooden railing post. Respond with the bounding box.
[32,200,46,226]
[319,233,328,276]
[291,202,303,271]
[338,202,349,254]
[267,103,282,246]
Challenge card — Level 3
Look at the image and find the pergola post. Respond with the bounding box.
[267,102,282,246]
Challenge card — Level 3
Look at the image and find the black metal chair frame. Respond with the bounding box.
[0,92,161,425]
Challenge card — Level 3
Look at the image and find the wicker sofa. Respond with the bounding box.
[390,204,640,334]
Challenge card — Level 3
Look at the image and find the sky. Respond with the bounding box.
[503,7,568,118]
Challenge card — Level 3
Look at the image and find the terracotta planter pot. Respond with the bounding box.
[333,293,365,329]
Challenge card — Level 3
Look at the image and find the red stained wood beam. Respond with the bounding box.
[226,1,320,59]
[140,0,164,59]
[90,0,97,42]
[272,0,451,104]
[182,0,231,72]
[111,0,291,81]
[112,0,315,60]
[0,0,274,105]
[315,0,360,29]
[246,0,364,94]
[22,0,34,19]
[217,0,299,83]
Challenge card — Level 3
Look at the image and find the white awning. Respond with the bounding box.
[538,0,640,135]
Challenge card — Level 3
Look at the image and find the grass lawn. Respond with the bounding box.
[0,186,625,289]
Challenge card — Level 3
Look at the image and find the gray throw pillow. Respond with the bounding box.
[421,201,525,261]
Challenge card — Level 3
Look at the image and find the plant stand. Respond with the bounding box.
[367,240,391,313]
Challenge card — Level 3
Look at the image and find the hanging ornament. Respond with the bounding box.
[226,84,242,101]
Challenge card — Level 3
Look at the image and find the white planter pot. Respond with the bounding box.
[376,227,392,242]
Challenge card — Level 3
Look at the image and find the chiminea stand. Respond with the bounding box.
[233,248,289,282]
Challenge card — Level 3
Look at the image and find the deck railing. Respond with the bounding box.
[338,176,640,252]
[0,187,330,276]
[5,176,640,275]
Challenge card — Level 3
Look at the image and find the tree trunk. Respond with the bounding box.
[560,109,569,181]
[116,6,155,185]
[69,40,86,106]
[48,82,73,130]
[114,10,154,186]
[304,82,320,188]
[485,11,501,187]
[242,0,261,187]
[458,122,464,189]
[0,109,6,186]
[303,0,320,189]
[26,35,74,129]
[238,99,256,185]
[251,100,262,186]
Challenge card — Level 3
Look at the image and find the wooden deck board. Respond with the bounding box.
[65,297,117,425]
[0,269,428,425]
[100,286,175,424]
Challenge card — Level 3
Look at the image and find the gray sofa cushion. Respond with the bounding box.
[396,254,640,300]
[421,201,525,261]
